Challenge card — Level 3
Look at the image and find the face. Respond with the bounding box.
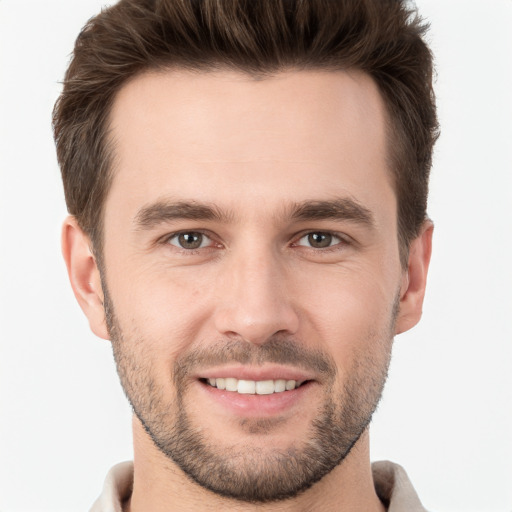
[86,70,415,502]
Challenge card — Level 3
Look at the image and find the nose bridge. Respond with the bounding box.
[213,242,298,344]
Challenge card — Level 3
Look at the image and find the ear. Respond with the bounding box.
[395,220,434,335]
[61,216,110,340]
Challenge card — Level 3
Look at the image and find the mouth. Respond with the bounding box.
[200,377,309,395]
[194,366,317,416]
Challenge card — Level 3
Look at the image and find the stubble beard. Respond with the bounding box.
[104,287,396,503]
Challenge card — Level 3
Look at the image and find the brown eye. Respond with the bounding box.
[308,233,332,248]
[297,232,342,249]
[169,232,208,250]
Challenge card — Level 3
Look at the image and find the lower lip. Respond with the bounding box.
[197,380,315,417]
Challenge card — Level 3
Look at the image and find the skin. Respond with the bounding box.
[62,69,433,511]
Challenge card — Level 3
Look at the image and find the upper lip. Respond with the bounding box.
[195,364,316,383]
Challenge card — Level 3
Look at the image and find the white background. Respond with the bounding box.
[0,1,511,511]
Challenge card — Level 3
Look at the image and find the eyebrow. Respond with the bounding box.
[134,197,374,230]
[135,200,230,229]
[288,198,374,227]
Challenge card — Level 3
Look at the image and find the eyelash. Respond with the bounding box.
[162,229,350,254]
[293,231,348,250]
[163,230,218,254]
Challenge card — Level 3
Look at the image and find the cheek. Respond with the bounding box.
[105,260,220,353]
[295,263,398,355]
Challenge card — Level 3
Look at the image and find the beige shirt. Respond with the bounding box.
[90,460,427,511]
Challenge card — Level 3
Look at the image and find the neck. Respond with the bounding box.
[125,416,385,512]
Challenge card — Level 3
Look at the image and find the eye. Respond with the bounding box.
[168,231,212,250]
[296,232,343,249]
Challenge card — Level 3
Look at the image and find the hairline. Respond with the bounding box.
[89,64,413,269]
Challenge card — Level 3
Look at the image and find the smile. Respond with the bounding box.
[203,378,306,395]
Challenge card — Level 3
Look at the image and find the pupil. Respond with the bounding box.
[179,232,202,249]
[309,232,332,248]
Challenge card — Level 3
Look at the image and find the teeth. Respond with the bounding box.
[255,380,274,395]
[204,378,304,394]
[225,378,238,392]
[274,379,286,393]
[237,380,256,394]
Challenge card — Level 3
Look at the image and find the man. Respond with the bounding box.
[54,0,438,510]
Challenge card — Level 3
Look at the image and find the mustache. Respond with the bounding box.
[173,336,337,385]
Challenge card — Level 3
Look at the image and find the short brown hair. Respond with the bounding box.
[53,0,439,265]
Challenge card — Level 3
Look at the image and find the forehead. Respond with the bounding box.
[106,69,393,223]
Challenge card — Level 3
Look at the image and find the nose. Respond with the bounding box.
[213,249,299,345]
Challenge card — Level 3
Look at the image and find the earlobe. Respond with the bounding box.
[395,220,434,335]
[61,216,110,340]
